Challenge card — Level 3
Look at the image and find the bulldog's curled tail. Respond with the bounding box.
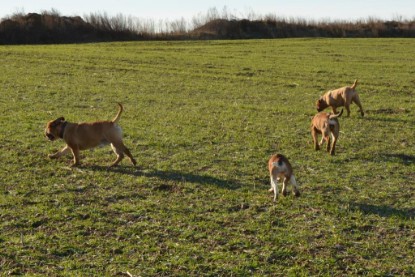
[351,79,358,90]
[112,103,124,123]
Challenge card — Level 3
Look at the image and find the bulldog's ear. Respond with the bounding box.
[51,117,65,127]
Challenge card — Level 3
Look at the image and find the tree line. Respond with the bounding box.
[1,8,414,44]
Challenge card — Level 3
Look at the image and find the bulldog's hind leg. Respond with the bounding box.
[110,143,124,167]
[110,142,136,167]
[269,169,279,202]
[123,146,137,166]
[290,175,300,197]
[352,94,365,117]
[311,127,320,151]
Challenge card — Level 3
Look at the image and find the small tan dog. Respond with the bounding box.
[45,103,136,167]
[316,80,364,117]
[268,154,300,202]
[311,109,343,156]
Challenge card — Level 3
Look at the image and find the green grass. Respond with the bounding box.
[0,38,414,276]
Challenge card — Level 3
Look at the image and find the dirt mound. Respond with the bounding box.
[190,18,415,39]
[0,13,99,44]
[191,19,285,39]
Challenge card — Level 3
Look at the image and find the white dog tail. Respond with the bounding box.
[351,79,358,89]
[329,109,343,119]
[112,103,123,123]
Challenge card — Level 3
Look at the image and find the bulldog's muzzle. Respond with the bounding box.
[46,132,56,141]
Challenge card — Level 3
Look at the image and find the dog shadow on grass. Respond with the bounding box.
[379,153,415,165]
[350,202,415,219]
[363,117,414,125]
[143,170,242,190]
[88,165,242,190]
[368,153,415,165]
[332,153,415,166]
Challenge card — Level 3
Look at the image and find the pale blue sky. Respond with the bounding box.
[2,0,414,21]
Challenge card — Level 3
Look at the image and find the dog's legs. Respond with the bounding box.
[290,175,300,197]
[269,173,279,202]
[110,142,136,167]
[282,177,289,196]
[326,136,331,152]
[69,146,81,167]
[330,133,337,156]
[345,105,351,117]
[268,176,274,192]
[352,95,364,117]
[319,136,326,146]
[123,146,137,166]
[344,93,354,116]
[49,145,70,159]
[110,143,125,167]
[311,127,320,151]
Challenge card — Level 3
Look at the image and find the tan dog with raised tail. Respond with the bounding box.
[311,109,343,156]
[316,80,364,117]
[268,154,300,202]
[45,103,136,167]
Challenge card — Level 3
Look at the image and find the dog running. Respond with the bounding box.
[268,153,300,202]
[311,109,343,156]
[45,103,136,167]
[316,80,364,117]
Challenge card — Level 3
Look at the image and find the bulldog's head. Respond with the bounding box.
[45,117,66,141]
[316,98,329,112]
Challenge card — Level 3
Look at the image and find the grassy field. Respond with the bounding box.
[0,38,414,276]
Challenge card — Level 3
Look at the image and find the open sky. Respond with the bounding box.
[1,0,414,21]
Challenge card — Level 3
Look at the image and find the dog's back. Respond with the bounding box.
[268,154,293,179]
[268,154,300,201]
[333,79,358,99]
[311,110,342,155]
[317,80,363,116]
[64,121,118,150]
[311,112,330,133]
[311,110,341,135]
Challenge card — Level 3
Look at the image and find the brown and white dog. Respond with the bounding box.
[311,109,343,156]
[316,80,364,117]
[45,103,136,167]
[268,154,300,202]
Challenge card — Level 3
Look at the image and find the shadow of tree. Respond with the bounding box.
[351,202,415,219]
[88,165,242,189]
